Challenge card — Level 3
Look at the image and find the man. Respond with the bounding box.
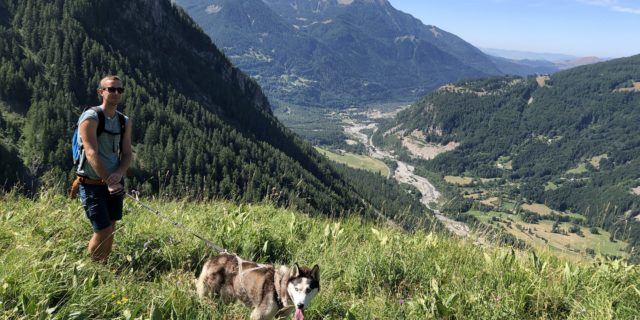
[76,75,133,262]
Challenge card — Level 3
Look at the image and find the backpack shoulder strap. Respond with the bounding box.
[88,106,105,135]
[116,111,126,153]
[116,111,126,134]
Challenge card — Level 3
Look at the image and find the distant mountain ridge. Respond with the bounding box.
[482,47,606,73]
[175,0,512,107]
[488,55,560,76]
[481,48,579,62]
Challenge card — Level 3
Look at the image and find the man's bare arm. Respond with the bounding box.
[79,118,111,181]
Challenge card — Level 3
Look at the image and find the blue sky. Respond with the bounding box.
[388,0,640,58]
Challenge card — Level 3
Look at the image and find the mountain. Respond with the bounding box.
[376,56,640,249]
[482,48,606,73]
[488,55,560,76]
[480,47,579,62]
[554,56,606,70]
[175,0,506,107]
[0,0,426,220]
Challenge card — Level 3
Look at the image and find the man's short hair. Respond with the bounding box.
[99,75,122,89]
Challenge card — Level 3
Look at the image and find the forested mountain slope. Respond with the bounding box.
[0,0,423,219]
[175,0,506,107]
[377,56,640,259]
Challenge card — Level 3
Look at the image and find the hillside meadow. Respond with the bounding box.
[1,192,639,319]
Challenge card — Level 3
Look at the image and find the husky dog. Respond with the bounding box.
[196,253,320,320]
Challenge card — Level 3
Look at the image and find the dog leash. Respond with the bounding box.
[126,190,227,253]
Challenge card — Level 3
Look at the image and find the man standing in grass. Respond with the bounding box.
[75,75,133,262]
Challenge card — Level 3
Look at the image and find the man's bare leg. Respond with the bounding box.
[88,221,116,262]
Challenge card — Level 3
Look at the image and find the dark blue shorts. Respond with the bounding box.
[79,184,124,231]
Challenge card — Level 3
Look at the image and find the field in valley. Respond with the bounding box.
[441,174,630,259]
[468,210,628,260]
[315,146,390,177]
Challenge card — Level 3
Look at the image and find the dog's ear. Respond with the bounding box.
[311,264,320,281]
[289,263,300,278]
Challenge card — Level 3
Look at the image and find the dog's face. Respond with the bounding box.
[287,264,320,319]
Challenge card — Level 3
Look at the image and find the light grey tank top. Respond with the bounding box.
[76,108,128,180]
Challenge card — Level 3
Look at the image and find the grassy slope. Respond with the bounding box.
[1,193,639,319]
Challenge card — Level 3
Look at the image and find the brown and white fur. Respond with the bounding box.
[196,253,320,320]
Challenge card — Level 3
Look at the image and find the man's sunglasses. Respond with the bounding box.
[102,87,125,94]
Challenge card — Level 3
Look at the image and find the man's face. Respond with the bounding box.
[99,79,124,105]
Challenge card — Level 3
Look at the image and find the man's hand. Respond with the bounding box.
[106,172,123,186]
[108,182,124,196]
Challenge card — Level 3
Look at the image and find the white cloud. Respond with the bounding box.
[612,5,640,14]
[577,0,640,14]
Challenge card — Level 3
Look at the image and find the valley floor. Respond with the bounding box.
[324,106,629,260]
[341,108,477,239]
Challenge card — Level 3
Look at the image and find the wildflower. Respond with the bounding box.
[399,299,405,305]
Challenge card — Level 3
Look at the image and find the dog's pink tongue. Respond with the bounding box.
[295,308,304,320]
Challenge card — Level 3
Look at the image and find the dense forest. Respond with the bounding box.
[375,57,640,261]
[0,0,429,225]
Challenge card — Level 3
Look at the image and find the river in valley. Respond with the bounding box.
[343,109,472,238]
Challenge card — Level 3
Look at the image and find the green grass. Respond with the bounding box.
[315,147,390,177]
[567,163,589,175]
[2,193,640,319]
[545,181,559,191]
[444,176,474,186]
[496,156,513,170]
[499,200,517,211]
[521,203,556,216]
[590,154,608,168]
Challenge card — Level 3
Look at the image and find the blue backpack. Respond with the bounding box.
[72,106,126,169]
